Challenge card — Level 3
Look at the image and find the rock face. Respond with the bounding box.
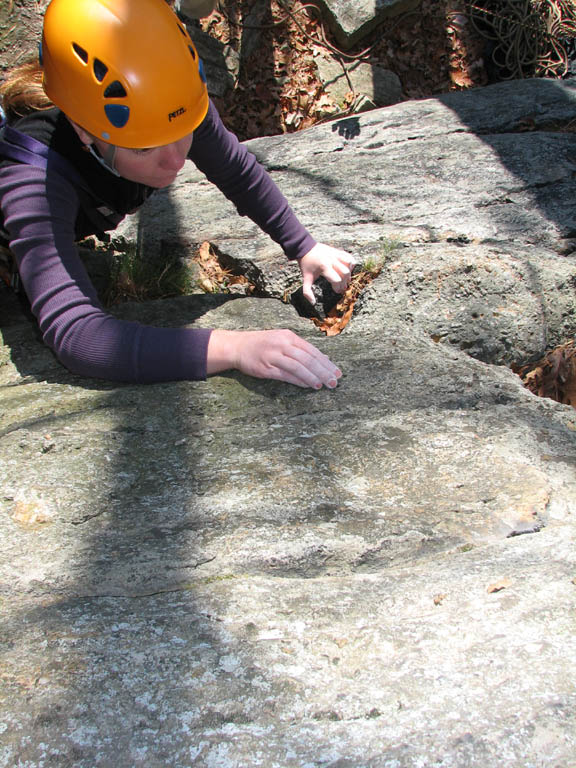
[118,77,576,367]
[315,55,404,111]
[0,0,46,76]
[1,80,576,767]
[315,0,420,47]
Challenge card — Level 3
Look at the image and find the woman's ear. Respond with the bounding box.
[67,118,94,146]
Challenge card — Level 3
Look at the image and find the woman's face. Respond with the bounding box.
[93,133,194,188]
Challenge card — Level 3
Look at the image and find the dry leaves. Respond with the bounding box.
[312,267,381,336]
[516,341,576,408]
[203,0,489,141]
[194,240,254,294]
[203,0,339,138]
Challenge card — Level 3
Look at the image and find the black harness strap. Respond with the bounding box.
[0,124,93,192]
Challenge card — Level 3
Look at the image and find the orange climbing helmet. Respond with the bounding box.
[40,0,209,148]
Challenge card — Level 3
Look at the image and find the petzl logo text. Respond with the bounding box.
[168,107,187,122]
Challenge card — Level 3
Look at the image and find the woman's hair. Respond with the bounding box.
[0,59,53,123]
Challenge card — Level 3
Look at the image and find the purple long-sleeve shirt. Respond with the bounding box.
[0,101,316,382]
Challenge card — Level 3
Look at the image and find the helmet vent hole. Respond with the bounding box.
[104,104,130,128]
[93,58,109,82]
[188,45,196,60]
[104,81,127,99]
[72,43,88,64]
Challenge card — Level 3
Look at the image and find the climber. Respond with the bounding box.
[0,0,355,389]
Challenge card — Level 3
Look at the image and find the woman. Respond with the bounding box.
[0,0,354,389]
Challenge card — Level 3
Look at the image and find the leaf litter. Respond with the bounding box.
[312,265,383,337]
[201,0,489,141]
[515,341,576,409]
[194,241,254,294]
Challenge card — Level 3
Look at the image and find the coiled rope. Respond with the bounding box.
[467,0,576,79]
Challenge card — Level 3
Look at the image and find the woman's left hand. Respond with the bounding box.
[298,243,356,304]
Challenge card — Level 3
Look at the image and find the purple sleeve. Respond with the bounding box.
[0,163,212,383]
[189,101,316,260]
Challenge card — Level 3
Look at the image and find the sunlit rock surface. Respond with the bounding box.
[1,79,576,767]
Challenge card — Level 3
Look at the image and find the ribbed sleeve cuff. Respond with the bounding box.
[135,326,213,383]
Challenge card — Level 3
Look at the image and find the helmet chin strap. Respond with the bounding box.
[88,142,121,177]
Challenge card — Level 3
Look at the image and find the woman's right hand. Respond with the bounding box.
[206,328,342,390]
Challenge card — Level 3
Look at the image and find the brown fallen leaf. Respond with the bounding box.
[450,68,475,88]
[194,241,253,294]
[325,303,354,337]
[313,267,381,336]
[517,340,576,408]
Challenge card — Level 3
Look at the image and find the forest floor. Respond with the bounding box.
[200,0,490,140]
